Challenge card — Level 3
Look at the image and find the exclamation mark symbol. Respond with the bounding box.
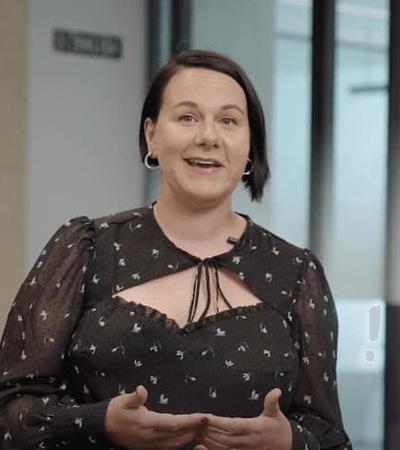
[366,305,381,362]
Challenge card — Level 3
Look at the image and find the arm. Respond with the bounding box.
[0,218,209,450]
[287,250,352,450]
[0,218,111,449]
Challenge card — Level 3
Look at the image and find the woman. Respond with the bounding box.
[0,49,352,450]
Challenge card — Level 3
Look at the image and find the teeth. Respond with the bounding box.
[187,159,219,167]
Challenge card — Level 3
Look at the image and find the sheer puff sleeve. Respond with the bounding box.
[287,250,352,450]
[0,217,110,449]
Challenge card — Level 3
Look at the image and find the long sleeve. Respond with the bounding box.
[287,250,352,450]
[0,218,110,449]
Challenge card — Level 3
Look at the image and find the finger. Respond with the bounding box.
[124,384,148,409]
[152,413,209,433]
[203,418,251,449]
[202,433,230,450]
[262,388,282,417]
[193,416,209,447]
[203,417,258,448]
[205,415,245,435]
[152,430,204,448]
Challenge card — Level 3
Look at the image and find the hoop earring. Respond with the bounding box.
[243,158,253,176]
[144,153,159,170]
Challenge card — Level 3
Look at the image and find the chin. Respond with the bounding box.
[183,189,231,209]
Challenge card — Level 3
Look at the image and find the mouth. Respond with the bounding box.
[184,158,223,169]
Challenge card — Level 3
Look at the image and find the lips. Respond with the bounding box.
[184,158,223,168]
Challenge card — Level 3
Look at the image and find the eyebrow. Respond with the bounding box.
[173,100,246,115]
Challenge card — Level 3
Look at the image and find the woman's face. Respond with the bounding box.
[144,67,251,207]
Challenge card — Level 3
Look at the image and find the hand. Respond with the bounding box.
[105,385,208,449]
[200,388,292,450]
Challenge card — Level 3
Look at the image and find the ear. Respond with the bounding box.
[144,118,156,155]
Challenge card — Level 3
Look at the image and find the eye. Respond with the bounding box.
[179,114,196,123]
[220,117,237,126]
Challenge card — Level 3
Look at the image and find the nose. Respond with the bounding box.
[194,120,220,149]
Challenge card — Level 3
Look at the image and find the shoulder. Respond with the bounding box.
[44,215,95,250]
[44,205,150,252]
[247,218,311,262]
[69,205,155,260]
[245,217,327,281]
[89,205,152,232]
[58,205,150,239]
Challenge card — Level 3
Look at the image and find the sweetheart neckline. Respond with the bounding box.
[112,294,266,334]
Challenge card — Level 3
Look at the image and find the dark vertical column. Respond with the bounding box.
[309,0,336,256]
[170,0,191,55]
[384,0,400,448]
[147,0,162,81]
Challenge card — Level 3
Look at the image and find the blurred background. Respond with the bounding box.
[1,0,399,449]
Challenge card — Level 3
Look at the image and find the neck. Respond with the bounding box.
[153,193,245,252]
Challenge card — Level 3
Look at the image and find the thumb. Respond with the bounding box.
[123,384,148,409]
[262,388,282,417]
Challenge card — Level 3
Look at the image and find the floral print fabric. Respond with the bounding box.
[0,205,352,449]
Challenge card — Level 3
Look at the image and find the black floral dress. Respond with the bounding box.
[0,205,352,450]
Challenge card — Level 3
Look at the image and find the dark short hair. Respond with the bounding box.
[139,49,270,201]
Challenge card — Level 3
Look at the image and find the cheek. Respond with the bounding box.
[152,127,172,154]
[229,135,250,159]
[156,127,193,155]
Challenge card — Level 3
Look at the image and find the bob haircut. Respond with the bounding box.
[139,49,270,201]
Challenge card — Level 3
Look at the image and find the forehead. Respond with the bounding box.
[161,67,247,108]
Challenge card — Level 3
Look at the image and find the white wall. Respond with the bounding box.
[27,0,147,266]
